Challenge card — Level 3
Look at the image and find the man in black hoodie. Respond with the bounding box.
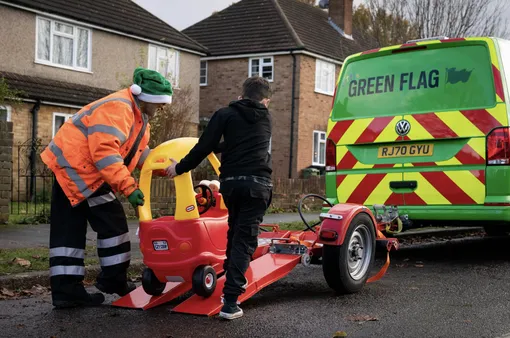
[166,76,272,320]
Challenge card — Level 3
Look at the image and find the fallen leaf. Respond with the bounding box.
[333,331,347,337]
[410,287,419,290]
[12,258,31,268]
[32,255,41,259]
[1,288,15,297]
[346,315,379,322]
[415,264,424,268]
[16,324,25,328]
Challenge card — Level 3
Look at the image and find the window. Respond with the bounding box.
[200,61,208,86]
[148,44,180,88]
[315,59,336,96]
[53,113,74,137]
[36,16,91,71]
[0,106,11,122]
[313,131,326,166]
[249,57,274,81]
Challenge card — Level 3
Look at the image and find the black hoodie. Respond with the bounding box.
[175,99,272,179]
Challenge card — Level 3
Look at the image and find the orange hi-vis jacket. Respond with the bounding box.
[41,88,151,207]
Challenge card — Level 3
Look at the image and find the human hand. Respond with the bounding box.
[165,158,178,178]
[128,189,145,208]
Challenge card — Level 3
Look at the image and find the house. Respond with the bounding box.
[0,0,207,200]
[183,0,377,178]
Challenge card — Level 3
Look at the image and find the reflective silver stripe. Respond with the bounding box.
[95,154,123,170]
[49,247,85,259]
[99,252,131,267]
[72,98,132,139]
[88,125,127,143]
[97,233,130,248]
[137,147,150,167]
[48,141,93,198]
[87,192,116,207]
[50,265,85,276]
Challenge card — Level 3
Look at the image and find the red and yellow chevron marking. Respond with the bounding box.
[329,37,507,206]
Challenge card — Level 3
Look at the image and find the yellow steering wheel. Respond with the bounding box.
[137,137,226,222]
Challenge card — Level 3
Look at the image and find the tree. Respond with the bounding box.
[148,84,197,148]
[353,2,419,47]
[0,77,24,108]
[354,0,509,47]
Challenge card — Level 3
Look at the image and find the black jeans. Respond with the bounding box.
[219,179,272,303]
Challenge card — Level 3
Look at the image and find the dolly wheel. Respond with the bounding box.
[192,265,217,298]
[322,213,376,294]
[142,268,166,296]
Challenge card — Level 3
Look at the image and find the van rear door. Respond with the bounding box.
[328,38,507,208]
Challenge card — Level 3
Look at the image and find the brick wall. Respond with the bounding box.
[10,102,78,200]
[199,55,297,178]
[296,55,341,175]
[0,121,13,223]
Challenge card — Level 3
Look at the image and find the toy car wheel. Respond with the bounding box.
[322,213,376,294]
[142,268,166,296]
[192,265,217,298]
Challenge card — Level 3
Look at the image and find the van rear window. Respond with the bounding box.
[331,44,496,120]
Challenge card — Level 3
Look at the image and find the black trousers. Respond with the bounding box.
[219,179,272,303]
[49,180,131,302]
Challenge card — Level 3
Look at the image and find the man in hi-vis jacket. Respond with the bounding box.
[41,67,173,308]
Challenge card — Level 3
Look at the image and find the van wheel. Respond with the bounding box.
[484,225,510,236]
[322,213,376,294]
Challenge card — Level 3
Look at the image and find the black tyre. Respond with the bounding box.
[322,213,376,294]
[142,268,166,296]
[484,225,510,236]
[192,265,217,298]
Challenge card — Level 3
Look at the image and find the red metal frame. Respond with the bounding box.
[112,192,398,314]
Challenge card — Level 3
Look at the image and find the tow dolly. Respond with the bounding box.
[112,137,400,316]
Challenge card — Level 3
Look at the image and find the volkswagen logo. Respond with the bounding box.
[395,119,411,136]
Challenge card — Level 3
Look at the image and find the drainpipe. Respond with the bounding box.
[29,100,40,201]
[289,51,297,179]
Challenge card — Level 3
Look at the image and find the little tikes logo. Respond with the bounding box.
[445,68,473,85]
[186,205,195,212]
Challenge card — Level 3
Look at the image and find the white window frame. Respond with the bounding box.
[312,130,327,166]
[249,56,274,82]
[148,44,180,88]
[35,16,92,73]
[0,105,12,122]
[200,60,208,86]
[52,112,74,137]
[315,59,336,96]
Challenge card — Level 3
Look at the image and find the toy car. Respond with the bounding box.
[136,137,230,298]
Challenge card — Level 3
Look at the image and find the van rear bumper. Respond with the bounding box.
[397,205,510,225]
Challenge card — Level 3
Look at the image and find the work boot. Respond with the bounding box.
[219,302,244,320]
[95,281,136,297]
[53,291,105,309]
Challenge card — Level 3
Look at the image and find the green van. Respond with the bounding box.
[325,37,510,235]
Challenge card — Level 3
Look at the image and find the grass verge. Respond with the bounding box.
[0,246,97,276]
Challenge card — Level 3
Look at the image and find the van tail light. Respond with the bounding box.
[487,127,510,165]
[326,138,336,171]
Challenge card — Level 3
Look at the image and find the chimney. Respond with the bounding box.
[322,0,353,38]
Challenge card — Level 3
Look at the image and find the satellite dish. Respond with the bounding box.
[319,0,329,9]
